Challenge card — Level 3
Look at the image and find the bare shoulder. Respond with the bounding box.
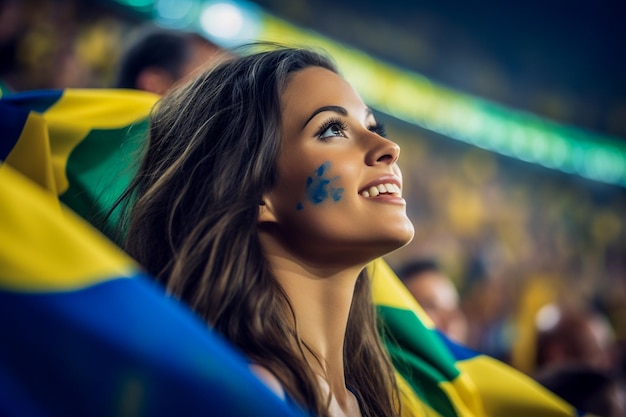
[249,363,286,400]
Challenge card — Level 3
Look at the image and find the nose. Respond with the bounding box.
[365,133,400,166]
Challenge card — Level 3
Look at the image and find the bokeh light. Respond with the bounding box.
[154,0,199,28]
[199,1,260,47]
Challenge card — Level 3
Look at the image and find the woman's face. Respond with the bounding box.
[261,66,414,265]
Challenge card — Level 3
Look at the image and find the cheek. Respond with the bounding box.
[296,161,345,211]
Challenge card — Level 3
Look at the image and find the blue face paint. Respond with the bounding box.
[331,187,344,202]
[296,161,344,210]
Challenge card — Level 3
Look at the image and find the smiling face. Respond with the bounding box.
[260,66,414,266]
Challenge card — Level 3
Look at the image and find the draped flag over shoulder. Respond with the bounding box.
[0,89,592,417]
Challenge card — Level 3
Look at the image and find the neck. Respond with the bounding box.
[259,232,364,390]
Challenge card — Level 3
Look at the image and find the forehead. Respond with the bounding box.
[280,66,367,124]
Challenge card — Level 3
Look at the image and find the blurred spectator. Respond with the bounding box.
[534,304,617,373]
[535,364,626,417]
[114,24,224,94]
[396,259,468,344]
[0,0,24,94]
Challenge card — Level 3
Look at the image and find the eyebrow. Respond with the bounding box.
[303,105,347,128]
[302,105,373,128]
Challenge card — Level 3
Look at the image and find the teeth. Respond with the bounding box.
[360,183,401,198]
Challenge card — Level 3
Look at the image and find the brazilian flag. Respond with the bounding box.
[0,89,592,417]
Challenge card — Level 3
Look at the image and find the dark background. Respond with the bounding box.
[253,0,626,139]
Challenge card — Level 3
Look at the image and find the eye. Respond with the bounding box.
[316,118,348,140]
[368,122,386,138]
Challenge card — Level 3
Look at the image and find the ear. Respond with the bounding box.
[258,195,278,224]
[136,68,175,95]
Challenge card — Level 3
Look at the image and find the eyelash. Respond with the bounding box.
[315,117,348,140]
[370,122,386,137]
[314,117,387,141]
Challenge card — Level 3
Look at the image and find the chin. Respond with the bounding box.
[374,223,416,258]
[393,219,415,246]
[386,234,414,254]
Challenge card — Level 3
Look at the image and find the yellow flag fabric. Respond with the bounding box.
[0,88,591,417]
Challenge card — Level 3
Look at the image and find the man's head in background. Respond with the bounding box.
[535,305,617,372]
[115,25,224,94]
[397,259,468,344]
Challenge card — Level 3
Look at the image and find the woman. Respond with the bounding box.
[120,45,415,417]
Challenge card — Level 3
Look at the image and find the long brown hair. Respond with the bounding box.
[119,45,400,417]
